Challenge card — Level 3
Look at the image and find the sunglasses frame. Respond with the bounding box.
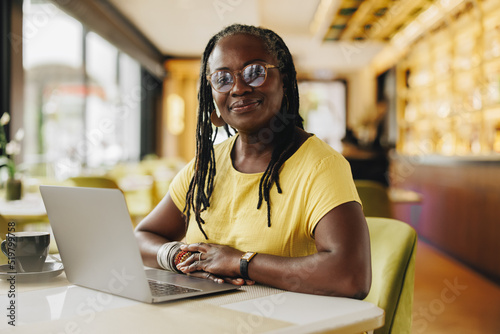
[207,63,278,93]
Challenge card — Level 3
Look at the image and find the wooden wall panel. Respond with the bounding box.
[390,160,500,284]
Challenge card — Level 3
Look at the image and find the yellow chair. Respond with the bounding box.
[0,215,8,260]
[67,176,120,189]
[364,217,417,334]
[355,180,392,218]
[67,176,152,226]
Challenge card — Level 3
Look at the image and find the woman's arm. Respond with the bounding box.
[134,193,187,268]
[177,201,371,299]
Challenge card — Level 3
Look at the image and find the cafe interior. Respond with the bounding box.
[1,0,500,333]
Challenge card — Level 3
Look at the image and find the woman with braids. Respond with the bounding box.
[135,24,371,298]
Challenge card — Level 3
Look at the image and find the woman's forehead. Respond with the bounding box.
[208,34,274,70]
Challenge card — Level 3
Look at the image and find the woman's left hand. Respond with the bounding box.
[176,243,255,285]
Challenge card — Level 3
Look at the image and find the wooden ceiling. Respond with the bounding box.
[324,0,435,41]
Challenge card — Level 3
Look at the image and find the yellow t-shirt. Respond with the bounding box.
[169,134,360,258]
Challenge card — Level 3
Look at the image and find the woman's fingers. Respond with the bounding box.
[186,271,224,284]
[182,269,255,286]
[178,243,246,279]
[180,242,207,253]
[177,251,204,272]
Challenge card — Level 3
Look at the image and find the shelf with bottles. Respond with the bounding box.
[395,0,500,158]
[483,107,500,153]
[452,112,483,155]
[405,58,434,89]
[482,6,500,61]
[402,89,434,123]
[453,69,482,112]
[480,0,500,21]
[452,29,482,72]
[482,59,500,108]
[448,2,482,73]
[398,125,432,156]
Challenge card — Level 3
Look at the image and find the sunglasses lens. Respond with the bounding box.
[211,71,233,93]
[243,64,266,87]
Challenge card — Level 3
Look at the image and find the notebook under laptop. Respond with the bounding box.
[39,185,240,303]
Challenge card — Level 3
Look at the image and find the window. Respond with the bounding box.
[299,80,347,152]
[23,0,141,180]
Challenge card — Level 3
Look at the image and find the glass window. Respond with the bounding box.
[22,0,141,180]
[299,81,347,152]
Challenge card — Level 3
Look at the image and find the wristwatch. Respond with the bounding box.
[240,251,257,280]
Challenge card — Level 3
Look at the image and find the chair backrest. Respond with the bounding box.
[68,176,120,189]
[364,217,417,334]
[0,215,9,264]
[355,180,392,218]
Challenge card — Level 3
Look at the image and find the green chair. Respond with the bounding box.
[364,217,417,334]
[355,180,392,218]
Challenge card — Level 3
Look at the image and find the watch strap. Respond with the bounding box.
[240,252,257,280]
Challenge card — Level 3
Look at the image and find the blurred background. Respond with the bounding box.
[1,1,499,332]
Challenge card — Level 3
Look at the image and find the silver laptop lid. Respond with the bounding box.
[40,185,154,303]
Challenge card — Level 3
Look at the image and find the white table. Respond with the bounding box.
[0,271,384,333]
[0,193,48,223]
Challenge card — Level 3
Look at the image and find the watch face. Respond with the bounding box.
[242,252,254,261]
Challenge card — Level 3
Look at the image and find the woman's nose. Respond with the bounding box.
[230,74,253,95]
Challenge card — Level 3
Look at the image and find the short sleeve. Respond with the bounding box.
[303,154,360,237]
[168,159,195,212]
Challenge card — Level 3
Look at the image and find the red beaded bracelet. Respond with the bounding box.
[174,250,192,266]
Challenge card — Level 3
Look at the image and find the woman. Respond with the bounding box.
[135,24,371,298]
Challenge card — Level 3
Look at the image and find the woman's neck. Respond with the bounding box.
[230,127,310,174]
[231,132,274,173]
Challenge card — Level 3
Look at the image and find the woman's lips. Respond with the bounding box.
[230,99,260,112]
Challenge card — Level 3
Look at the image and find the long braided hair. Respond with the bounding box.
[184,24,304,239]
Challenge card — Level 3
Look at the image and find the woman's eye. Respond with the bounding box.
[216,74,231,86]
[244,65,264,81]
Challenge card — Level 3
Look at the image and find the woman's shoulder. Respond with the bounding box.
[280,135,348,181]
[296,134,346,163]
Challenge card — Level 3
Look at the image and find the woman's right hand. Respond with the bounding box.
[177,247,255,286]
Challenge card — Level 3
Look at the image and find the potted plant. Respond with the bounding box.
[0,112,24,201]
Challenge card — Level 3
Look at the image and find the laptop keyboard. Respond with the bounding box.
[148,279,201,297]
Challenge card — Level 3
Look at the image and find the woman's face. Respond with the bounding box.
[208,34,284,135]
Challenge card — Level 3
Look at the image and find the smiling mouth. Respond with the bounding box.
[230,99,260,112]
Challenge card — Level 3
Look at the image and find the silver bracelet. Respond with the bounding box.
[157,241,183,273]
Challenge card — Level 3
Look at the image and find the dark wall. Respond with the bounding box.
[0,1,12,142]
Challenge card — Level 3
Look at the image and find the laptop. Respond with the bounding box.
[39,185,240,303]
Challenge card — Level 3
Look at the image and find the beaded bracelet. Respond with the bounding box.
[174,250,192,266]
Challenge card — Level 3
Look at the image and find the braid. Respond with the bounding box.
[184,24,304,238]
[183,37,218,239]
